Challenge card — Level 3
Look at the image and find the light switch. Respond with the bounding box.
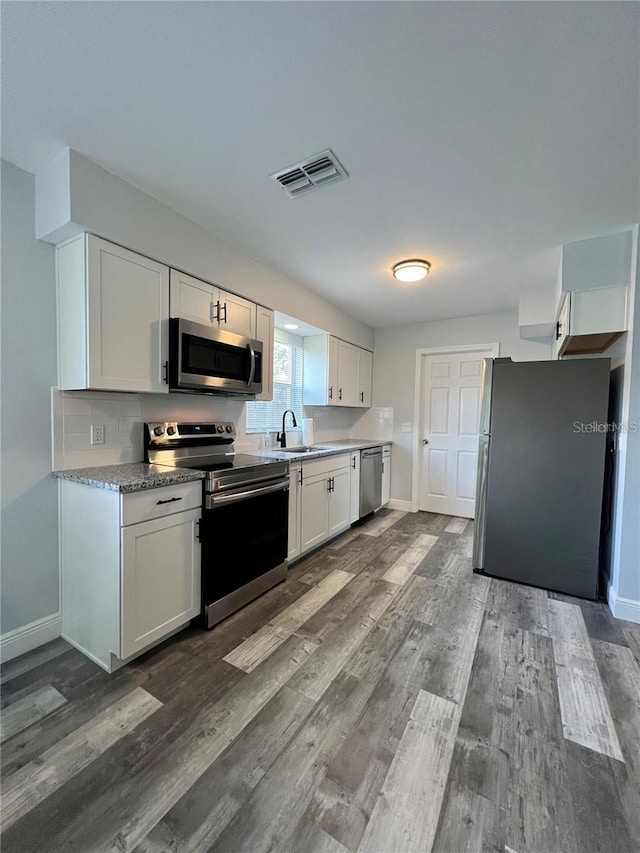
[402,422,412,433]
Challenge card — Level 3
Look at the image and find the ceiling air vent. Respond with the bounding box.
[271,149,348,198]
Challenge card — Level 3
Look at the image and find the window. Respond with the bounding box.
[246,331,304,432]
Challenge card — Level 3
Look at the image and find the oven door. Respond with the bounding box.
[200,478,289,628]
[170,318,263,394]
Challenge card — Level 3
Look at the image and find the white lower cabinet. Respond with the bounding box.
[298,454,351,557]
[301,472,331,552]
[349,451,360,523]
[60,479,201,673]
[288,463,302,561]
[121,509,201,659]
[328,468,350,536]
[381,445,391,507]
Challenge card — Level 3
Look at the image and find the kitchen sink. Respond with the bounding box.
[278,445,330,453]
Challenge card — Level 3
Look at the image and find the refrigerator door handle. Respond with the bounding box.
[472,433,490,571]
[478,358,494,436]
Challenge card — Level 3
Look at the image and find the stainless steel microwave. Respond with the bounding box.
[169,318,263,395]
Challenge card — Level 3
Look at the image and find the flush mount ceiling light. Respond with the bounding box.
[283,323,299,330]
[392,259,431,282]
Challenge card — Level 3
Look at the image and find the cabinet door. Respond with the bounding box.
[337,340,359,407]
[358,349,373,408]
[169,269,217,325]
[327,336,340,406]
[87,236,169,393]
[381,448,391,506]
[121,508,201,659]
[300,472,330,553]
[350,452,360,523]
[288,464,302,561]
[554,292,570,359]
[219,289,256,338]
[255,306,274,401]
[329,468,351,536]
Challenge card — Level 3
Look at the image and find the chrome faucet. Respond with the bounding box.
[277,410,297,448]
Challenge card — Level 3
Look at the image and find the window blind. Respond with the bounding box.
[246,331,304,432]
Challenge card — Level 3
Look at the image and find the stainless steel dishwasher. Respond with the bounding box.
[359,447,382,518]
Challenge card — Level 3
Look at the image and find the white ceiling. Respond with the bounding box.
[2,2,638,328]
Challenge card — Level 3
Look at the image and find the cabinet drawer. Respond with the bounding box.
[303,453,350,480]
[121,481,202,526]
[382,445,391,457]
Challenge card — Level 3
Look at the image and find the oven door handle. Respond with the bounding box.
[206,479,288,508]
[247,343,256,388]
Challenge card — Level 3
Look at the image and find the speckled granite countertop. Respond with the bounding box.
[52,463,206,493]
[260,438,391,462]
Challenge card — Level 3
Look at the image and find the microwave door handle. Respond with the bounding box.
[247,343,256,387]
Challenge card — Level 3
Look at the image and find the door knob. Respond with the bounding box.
[422,438,429,445]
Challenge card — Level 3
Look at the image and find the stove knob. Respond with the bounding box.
[225,425,233,433]
[153,426,165,436]
[167,426,176,436]
[217,425,225,434]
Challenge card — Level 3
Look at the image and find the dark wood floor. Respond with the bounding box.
[2,509,640,853]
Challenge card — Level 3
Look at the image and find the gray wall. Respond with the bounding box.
[1,160,59,633]
[373,311,552,504]
[37,149,375,351]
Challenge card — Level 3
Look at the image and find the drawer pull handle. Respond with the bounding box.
[156,496,183,505]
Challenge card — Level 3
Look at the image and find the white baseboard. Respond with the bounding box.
[387,499,415,513]
[0,613,61,663]
[607,586,640,624]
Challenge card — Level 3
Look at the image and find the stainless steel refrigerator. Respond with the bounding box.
[472,357,611,599]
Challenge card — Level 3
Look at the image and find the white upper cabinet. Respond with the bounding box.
[221,291,256,338]
[328,335,340,405]
[358,349,373,407]
[554,286,628,358]
[553,229,632,358]
[255,305,274,401]
[169,269,256,338]
[169,269,217,326]
[337,340,359,406]
[57,234,169,394]
[303,334,373,408]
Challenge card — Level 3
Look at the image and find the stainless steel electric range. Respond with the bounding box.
[145,422,289,629]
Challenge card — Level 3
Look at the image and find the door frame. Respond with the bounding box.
[411,343,500,513]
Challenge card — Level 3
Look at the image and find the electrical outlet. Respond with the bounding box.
[402,422,412,433]
[90,424,105,445]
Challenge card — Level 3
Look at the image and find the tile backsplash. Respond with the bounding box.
[52,389,392,470]
[349,406,394,442]
[52,389,144,470]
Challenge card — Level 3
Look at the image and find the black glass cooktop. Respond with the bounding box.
[168,453,283,474]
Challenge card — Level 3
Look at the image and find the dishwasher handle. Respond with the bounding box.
[361,447,382,458]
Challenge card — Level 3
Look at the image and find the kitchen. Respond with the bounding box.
[1,3,640,852]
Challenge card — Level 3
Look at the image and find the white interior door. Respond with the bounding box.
[418,350,492,517]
